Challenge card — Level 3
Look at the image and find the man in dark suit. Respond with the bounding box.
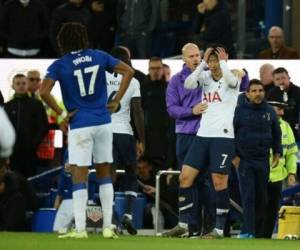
[259,26,299,59]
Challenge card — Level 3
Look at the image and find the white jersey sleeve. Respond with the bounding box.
[184,61,208,89]
[219,60,239,88]
[0,107,15,158]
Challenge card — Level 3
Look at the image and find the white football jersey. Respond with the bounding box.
[196,71,240,138]
[106,72,141,134]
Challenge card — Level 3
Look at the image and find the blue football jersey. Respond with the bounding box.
[45,49,120,129]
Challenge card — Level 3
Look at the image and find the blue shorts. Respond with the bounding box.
[183,137,235,174]
[113,133,136,166]
[176,133,196,170]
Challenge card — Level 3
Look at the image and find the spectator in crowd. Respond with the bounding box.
[27,70,42,98]
[117,0,160,58]
[267,67,300,139]
[0,166,38,231]
[233,79,282,238]
[106,46,145,235]
[141,57,171,168]
[163,64,171,82]
[259,26,299,59]
[193,0,235,58]
[88,0,117,52]
[0,171,26,231]
[4,74,48,178]
[40,22,134,239]
[0,90,3,106]
[259,63,275,96]
[50,0,91,56]
[259,101,297,238]
[0,0,49,58]
[26,70,57,170]
[165,46,244,238]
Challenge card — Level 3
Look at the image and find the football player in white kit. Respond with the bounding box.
[106,47,145,235]
[164,45,244,238]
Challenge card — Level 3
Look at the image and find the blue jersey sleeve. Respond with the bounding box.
[45,60,60,81]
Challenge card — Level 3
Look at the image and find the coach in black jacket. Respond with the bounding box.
[233,79,282,238]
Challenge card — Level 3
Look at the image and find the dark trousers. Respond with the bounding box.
[238,158,269,235]
[118,32,151,59]
[258,180,282,238]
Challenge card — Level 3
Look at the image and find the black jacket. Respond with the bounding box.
[234,93,282,160]
[117,0,159,34]
[0,0,49,49]
[50,2,91,54]
[193,0,234,57]
[4,94,48,154]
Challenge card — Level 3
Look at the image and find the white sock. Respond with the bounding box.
[73,188,87,233]
[124,213,132,220]
[99,183,114,229]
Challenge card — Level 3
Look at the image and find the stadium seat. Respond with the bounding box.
[31,208,57,232]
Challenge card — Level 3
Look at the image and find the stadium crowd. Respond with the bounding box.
[0,0,299,241]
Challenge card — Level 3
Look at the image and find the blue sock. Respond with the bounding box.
[178,186,197,227]
[215,188,229,232]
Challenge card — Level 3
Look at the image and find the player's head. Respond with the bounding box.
[57,22,89,56]
[110,46,131,65]
[246,79,265,104]
[206,44,227,73]
[12,73,27,94]
[182,43,201,72]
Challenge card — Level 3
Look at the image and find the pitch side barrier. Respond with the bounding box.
[2,59,300,101]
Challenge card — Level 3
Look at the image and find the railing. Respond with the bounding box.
[154,170,181,235]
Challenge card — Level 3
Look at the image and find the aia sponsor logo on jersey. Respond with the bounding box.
[203,91,222,103]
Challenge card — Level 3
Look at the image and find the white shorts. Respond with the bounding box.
[68,124,113,166]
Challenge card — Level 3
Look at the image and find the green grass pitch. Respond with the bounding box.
[0,232,299,250]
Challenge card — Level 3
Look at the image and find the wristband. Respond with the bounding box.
[57,110,67,124]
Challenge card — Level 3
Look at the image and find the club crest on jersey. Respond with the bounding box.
[203,91,222,103]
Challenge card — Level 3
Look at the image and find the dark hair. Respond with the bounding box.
[272,67,289,76]
[57,22,89,56]
[110,47,130,65]
[247,79,264,92]
[12,73,26,82]
[207,43,228,55]
[149,57,163,64]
